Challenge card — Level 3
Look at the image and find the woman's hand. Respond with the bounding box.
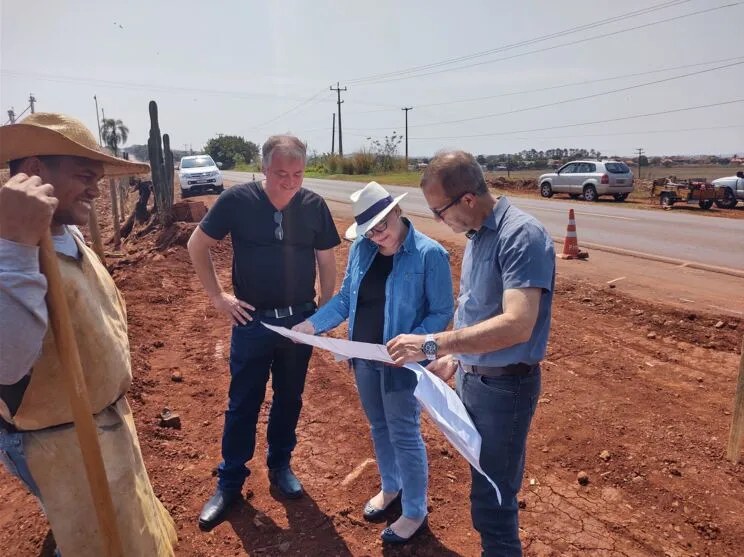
[291,320,316,335]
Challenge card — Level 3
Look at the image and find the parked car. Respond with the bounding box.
[179,155,223,198]
[711,171,744,209]
[538,160,634,202]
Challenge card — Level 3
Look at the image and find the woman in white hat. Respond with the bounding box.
[292,181,454,544]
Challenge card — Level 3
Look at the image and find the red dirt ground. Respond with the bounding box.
[1,186,742,557]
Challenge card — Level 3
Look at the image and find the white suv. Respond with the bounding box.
[539,160,634,202]
[179,155,223,198]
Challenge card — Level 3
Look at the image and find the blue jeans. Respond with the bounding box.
[456,367,541,557]
[1,428,62,556]
[0,427,41,497]
[353,359,428,520]
[217,312,313,493]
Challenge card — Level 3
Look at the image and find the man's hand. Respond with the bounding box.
[210,292,255,326]
[291,320,315,335]
[386,334,426,366]
[0,173,57,246]
[426,355,459,382]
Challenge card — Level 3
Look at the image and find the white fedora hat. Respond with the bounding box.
[345,181,408,240]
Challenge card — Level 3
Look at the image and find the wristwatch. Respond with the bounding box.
[422,334,438,361]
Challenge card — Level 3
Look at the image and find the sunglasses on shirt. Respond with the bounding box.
[274,211,283,241]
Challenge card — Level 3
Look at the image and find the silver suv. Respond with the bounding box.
[539,160,634,202]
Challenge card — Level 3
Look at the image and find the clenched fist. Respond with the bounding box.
[0,173,57,246]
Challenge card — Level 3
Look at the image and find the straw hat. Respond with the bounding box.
[0,113,150,176]
[345,181,407,240]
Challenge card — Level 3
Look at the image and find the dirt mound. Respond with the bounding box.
[155,222,197,250]
[486,174,538,192]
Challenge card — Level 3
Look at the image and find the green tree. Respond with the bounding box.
[204,135,259,170]
[367,132,403,172]
[101,118,129,156]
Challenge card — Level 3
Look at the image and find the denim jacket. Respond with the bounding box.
[309,219,454,390]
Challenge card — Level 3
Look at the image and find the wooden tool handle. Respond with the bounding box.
[38,232,124,557]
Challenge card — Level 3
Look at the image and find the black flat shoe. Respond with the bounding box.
[381,517,428,544]
[363,491,401,522]
[198,488,240,531]
[268,466,303,499]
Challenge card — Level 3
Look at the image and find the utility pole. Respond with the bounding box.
[636,147,644,180]
[28,93,36,114]
[330,82,347,157]
[507,154,511,179]
[7,108,15,124]
[93,95,103,146]
[331,113,336,155]
[402,107,412,169]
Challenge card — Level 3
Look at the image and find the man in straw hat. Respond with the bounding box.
[0,113,177,556]
[387,150,555,556]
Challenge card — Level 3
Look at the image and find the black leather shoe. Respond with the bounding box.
[198,488,240,531]
[363,491,401,522]
[381,517,428,544]
[268,466,303,499]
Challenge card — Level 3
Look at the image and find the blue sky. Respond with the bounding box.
[1,0,742,157]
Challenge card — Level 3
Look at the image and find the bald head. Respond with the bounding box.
[420,150,488,198]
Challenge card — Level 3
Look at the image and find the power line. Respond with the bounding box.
[406,99,744,140]
[348,59,744,131]
[346,124,744,144]
[509,124,744,141]
[402,56,744,111]
[348,2,742,86]
[15,105,31,121]
[0,69,397,111]
[240,89,331,132]
[346,0,693,84]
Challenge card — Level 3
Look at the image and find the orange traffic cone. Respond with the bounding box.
[558,209,588,260]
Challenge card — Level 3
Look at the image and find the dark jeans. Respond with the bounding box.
[217,311,313,493]
[456,366,541,557]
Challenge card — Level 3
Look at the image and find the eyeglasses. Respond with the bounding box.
[430,191,469,219]
[274,211,284,241]
[364,214,390,239]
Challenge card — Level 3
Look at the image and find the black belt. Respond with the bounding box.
[255,302,316,319]
[461,362,537,377]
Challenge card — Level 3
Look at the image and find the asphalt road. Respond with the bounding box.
[222,171,743,271]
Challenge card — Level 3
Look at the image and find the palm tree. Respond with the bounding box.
[101,118,129,156]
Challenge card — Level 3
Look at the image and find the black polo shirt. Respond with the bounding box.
[200,181,341,309]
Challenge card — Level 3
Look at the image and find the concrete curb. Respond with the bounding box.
[553,237,744,279]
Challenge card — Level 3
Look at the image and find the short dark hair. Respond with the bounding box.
[8,155,63,177]
[420,150,488,197]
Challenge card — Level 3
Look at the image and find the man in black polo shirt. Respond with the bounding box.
[187,135,340,530]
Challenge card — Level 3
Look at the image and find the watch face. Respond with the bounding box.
[423,341,437,356]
